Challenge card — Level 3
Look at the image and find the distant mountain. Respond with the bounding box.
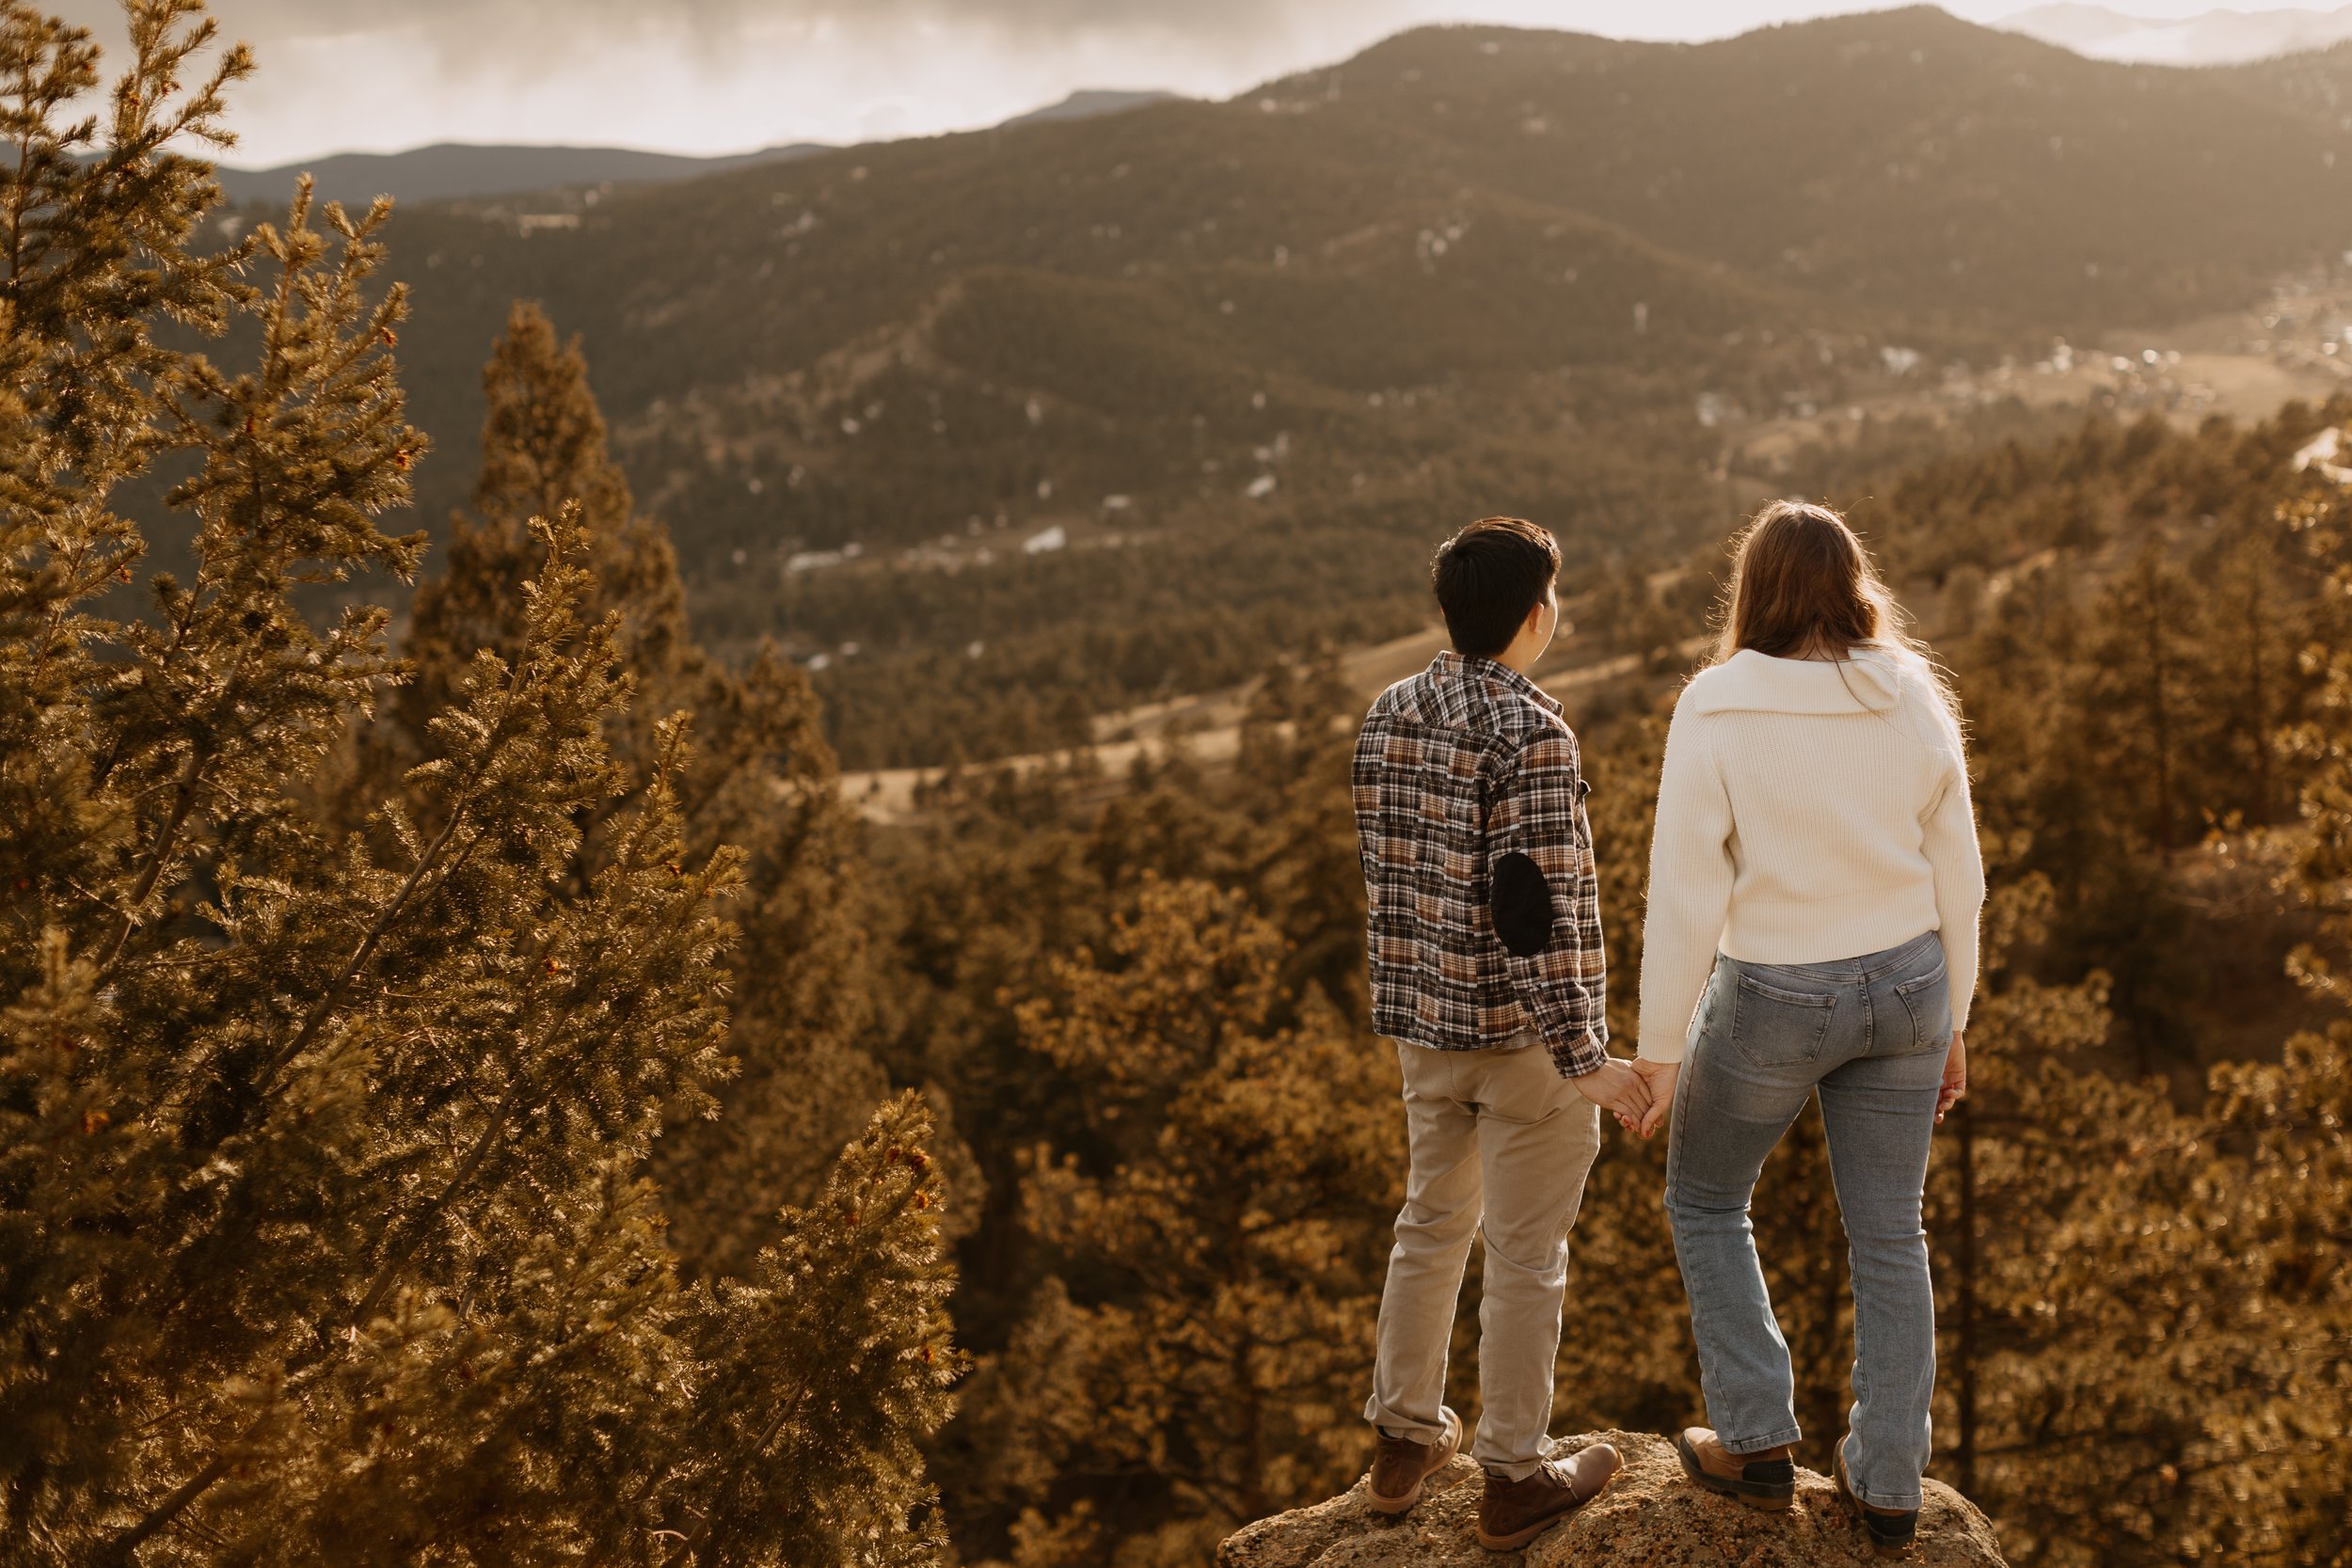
[215,91,1184,212]
[335,6,2352,765]
[212,141,833,211]
[998,89,1182,128]
[1999,3,2352,65]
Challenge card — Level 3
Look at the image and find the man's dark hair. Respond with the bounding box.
[1432,516,1560,658]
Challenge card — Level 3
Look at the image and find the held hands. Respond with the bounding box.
[1581,1032,1963,1140]
[1935,1028,1967,1125]
[1629,1058,1679,1140]
[1571,1057,1651,1126]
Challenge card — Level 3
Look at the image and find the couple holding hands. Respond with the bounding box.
[1351,503,1982,1554]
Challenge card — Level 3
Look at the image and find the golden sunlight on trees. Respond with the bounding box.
[383,297,896,1282]
[11,3,2352,1565]
[0,7,954,1562]
[989,879,1401,1566]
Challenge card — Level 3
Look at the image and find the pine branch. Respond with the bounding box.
[89,743,201,970]
[93,1442,249,1568]
[115,956,680,1559]
[258,626,543,1085]
[651,1097,946,1566]
[339,928,682,1334]
[133,806,719,1553]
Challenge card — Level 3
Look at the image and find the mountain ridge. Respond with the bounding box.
[213,90,1186,211]
[211,140,831,211]
[308,7,2352,766]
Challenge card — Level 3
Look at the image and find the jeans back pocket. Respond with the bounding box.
[1894,963,1952,1055]
[1731,973,1836,1069]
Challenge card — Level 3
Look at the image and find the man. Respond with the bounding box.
[1351,516,1651,1551]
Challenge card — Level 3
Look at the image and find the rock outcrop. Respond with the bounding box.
[1218,1431,2007,1568]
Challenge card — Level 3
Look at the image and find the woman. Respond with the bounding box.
[1630,501,1981,1555]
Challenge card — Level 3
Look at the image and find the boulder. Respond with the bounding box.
[1218,1431,2006,1568]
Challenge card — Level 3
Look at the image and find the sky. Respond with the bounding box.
[42,0,2348,166]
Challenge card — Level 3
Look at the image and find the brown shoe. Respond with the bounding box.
[1474,1442,1622,1550]
[1833,1443,1919,1557]
[1677,1426,1796,1512]
[1366,1406,1462,1515]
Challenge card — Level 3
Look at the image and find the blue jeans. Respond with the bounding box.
[1664,929,1951,1512]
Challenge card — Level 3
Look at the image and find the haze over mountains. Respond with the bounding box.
[2001,3,2352,64]
[208,9,2352,213]
[211,142,830,211]
[270,6,2352,767]
[211,90,1181,210]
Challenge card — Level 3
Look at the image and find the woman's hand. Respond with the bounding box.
[1935,1028,1967,1125]
[1572,1058,1651,1125]
[1629,1058,1681,1140]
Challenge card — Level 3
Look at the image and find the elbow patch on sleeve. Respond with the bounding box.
[1491,851,1555,958]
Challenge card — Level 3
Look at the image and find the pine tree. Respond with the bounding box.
[0,8,960,1562]
[668,1091,963,1568]
[650,641,894,1279]
[2085,543,2199,854]
[384,297,893,1278]
[2281,484,2352,1002]
[2200,483,2352,1566]
[2196,514,2303,828]
[1231,648,1369,1027]
[2197,1034,2352,1568]
[1917,877,2339,1566]
[991,879,1402,1566]
[397,299,689,739]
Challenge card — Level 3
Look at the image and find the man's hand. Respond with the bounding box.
[1935,1029,1967,1125]
[1571,1057,1650,1125]
[1629,1058,1681,1140]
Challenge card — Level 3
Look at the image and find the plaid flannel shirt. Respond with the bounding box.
[1352,651,1609,1077]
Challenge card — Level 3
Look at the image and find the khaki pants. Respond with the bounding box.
[1363,1038,1601,1480]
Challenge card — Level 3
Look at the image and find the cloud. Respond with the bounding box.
[31,0,2330,165]
[43,0,1419,161]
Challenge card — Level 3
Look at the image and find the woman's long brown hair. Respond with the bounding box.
[1711,499,1962,726]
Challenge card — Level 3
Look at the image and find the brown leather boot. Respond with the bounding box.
[1834,1443,1920,1556]
[1677,1426,1796,1512]
[1474,1442,1622,1550]
[1366,1406,1462,1515]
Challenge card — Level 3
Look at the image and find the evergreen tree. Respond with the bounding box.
[992,879,1401,1566]
[0,8,960,1562]
[2282,484,2352,1001]
[2196,514,2300,828]
[385,297,894,1278]
[2084,543,2199,855]
[667,1091,963,1568]
[396,299,689,739]
[1231,648,1368,1027]
[2197,1039,2352,1568]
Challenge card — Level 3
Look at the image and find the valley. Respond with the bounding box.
[227,7,2352,769]
[839,269,2352,817]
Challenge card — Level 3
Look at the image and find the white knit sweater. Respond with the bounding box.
[1635,645,1986,1063]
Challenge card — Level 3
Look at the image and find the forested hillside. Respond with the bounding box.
[237,8,2352,767]
[893,392,2352,1567]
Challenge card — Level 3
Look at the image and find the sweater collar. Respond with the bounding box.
[1686,646,1904,717]
[1432,650,1563,716]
